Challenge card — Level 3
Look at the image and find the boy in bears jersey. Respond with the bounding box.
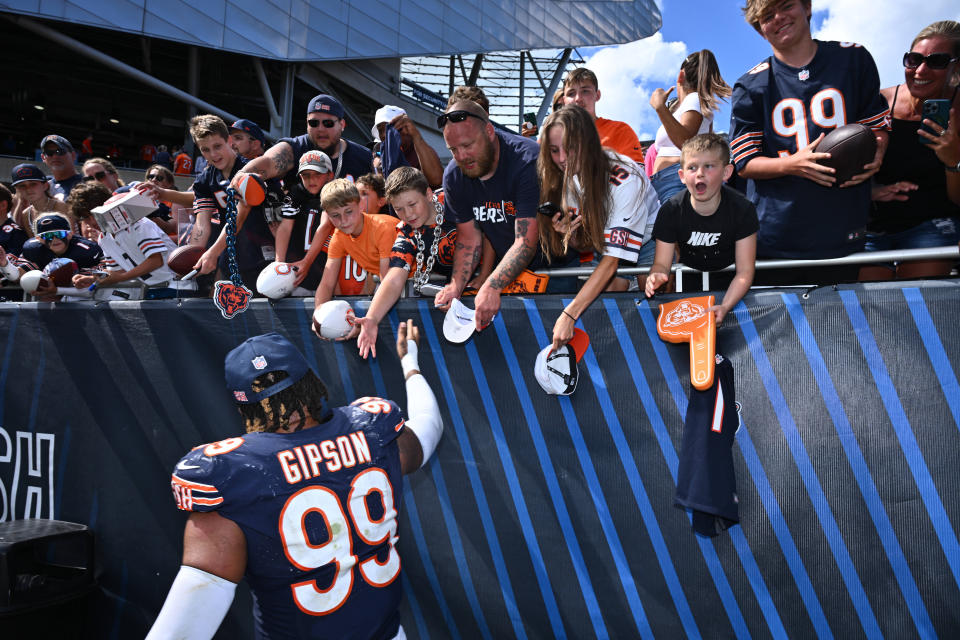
[147,320,443,640]
[729,0,890,282]
[355,167,458,359]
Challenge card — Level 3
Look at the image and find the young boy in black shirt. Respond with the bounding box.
[646,133,758,323]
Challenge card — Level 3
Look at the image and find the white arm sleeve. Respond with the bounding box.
[404,370,443,467]
[145,565,236,640]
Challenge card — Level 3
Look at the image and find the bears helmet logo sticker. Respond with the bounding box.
[214,280,252,319]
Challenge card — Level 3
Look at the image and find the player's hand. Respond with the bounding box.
[645,271,669,297]
[649,86,674,114]
[356,316,380,359]
[194,250,218,275]
[786,133,836,187]
[396,318,420,356]
[551,209,581,236]
[551,311,575,354]
[72,274,96,289]
[840,134,886,188]
[433,282,460,311]
[709,304,729,325]
[474,285,501,331]
[872,181,918,202]
[919,107,960,168]
[334,323,360,342]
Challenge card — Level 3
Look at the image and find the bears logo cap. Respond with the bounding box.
[225,332,314,404]
[12,163,47,186]
[298,150,333,175]
[230,119,266,145]
[41,135,74,153]
[34,214,71,233]
[534,328,590,395]
[307,94,345,119]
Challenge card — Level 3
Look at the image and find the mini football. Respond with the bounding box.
[167,245,205,276]
[818,124,877,185]
[42,257,78,286]
[256,261,298,300]
[313,300,356,339]
[19,270,49,294]
[235,173,267,207]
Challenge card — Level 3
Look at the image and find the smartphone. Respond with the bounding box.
[523,112,538,130]
[919,99,950,145]
[537,202,561,217]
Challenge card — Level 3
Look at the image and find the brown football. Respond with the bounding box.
[167,244,206,276]
[817,124,877,186]
[42,258,79,287]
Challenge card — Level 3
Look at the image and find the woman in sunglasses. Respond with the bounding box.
[863,20,960,280]
[82,157,125,193]
[142,164,186,240]
[536,105,659,353]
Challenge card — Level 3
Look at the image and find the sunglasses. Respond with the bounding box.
[83,170,109,182]
[903,52,957,70]
[38,230,69,242]
[147,173,169,182]
[307,118,338,129]
[436,110,487,128]
[43,147,67,156]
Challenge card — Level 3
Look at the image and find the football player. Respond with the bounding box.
[147,320,443,639]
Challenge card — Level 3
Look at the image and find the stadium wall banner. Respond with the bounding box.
[0,283,957,638]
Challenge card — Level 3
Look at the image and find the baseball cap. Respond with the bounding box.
[307,94,345,119]
[34,214,71,234]
[534,328,590,395]
[371,105,407,142]
[443,299,477,343]
[224,332,315,404]
[11,163,47,186]
[230,119,266,145]
[41,135,74,154]
[298,150,333,174]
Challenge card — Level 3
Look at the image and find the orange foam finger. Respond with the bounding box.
[657,295,716,391]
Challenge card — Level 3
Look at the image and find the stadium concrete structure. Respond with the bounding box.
[0,1,661,165]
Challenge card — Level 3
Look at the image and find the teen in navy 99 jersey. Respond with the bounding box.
[730,40,889,259]
[148,324,443,640]
[171,397,406,639]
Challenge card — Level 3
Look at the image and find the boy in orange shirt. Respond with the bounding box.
[313,179,398,310]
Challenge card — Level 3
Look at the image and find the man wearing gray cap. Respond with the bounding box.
[40,134,82,198]
[232,94,372,194]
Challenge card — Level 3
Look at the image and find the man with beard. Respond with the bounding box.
[433,100,543,330]
[231,94,372,195]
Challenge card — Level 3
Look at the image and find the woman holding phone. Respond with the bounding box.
[537,105,659,352]
[863,20,960,280]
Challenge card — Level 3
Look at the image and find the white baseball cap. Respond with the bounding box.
[443,299,477,343]
[534,328,590,395]
[371,105,407,142]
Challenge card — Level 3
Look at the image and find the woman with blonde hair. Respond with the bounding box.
[649,49,731,203]
[82,157,125,192]
[537,105,659,352]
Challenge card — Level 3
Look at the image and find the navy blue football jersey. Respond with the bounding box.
[729,41,890,259]
[0,218,28,256]
[674,354,739,537]
[170,398,406,640]
[21,235,103,270]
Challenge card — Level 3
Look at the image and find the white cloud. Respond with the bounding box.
[584,33,689,139]
[813,1,960,88]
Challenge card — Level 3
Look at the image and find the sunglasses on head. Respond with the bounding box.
[437,110,487,128]
[307,118,338,129]
[39,230,69,242]
[83,171,108,182]
[903,51,957,70]
[43,147,67,156]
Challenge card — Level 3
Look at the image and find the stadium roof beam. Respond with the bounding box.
[252,58,283,134]
[8,14,243,129]
[467,54,484,87]
[536,48,573,124]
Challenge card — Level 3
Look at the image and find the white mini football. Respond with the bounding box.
[19,270,48,294]
[313,300,356,339]
[256,262,298,300]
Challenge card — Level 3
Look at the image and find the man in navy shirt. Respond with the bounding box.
[231,94,373,195]
[147,321,443,640]
[434,100,543,329]
[40,135,83,199]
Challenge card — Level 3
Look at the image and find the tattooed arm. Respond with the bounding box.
[434,219,482,311]
[473,216,538,329]
[230,142,295,188]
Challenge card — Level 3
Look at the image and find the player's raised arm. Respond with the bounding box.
[395,319,443,474]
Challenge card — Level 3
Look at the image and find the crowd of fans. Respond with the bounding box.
[1,4,958,354]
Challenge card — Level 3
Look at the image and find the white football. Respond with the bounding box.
[313,300,356,339]
[256,262,298,300]
[20,270,48,294]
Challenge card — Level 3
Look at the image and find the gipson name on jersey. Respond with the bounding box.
[277,431,372,484]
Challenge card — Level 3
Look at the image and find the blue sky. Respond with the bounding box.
[581,0,960,140]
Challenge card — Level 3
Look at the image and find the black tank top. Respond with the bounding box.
[869,84,960,234]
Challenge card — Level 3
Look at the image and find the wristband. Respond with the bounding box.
[562,309,577,322]
[401,340,419,376]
